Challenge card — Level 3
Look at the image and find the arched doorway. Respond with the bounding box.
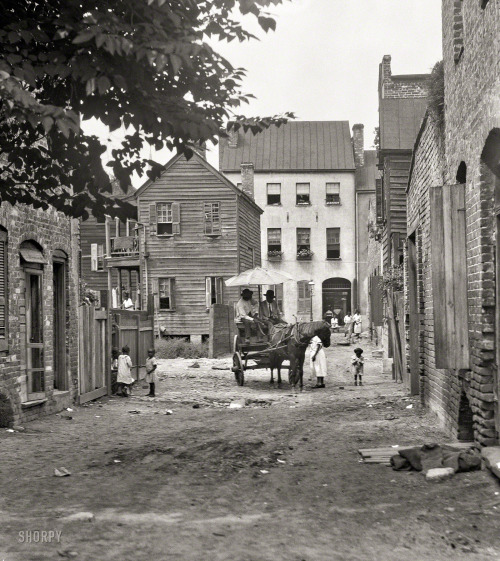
[322,278,351,325]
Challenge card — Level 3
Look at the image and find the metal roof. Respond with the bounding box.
[219,121,355,172]
[379,98,428,151]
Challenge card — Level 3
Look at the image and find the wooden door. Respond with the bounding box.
[407,234,420,395]
[26,269,45,400]
[53,261,67,390]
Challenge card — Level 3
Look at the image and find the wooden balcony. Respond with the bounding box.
[106,236,140,268]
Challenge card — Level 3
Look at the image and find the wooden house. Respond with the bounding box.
[122,151,263,342]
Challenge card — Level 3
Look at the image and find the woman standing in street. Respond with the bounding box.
[310,335,327,388]
[352,310,362,342]
[343,311,353,344]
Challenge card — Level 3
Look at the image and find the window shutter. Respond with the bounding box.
[205,277,212,308]
[152,277,159,311]
[0,231,7,350]
[216,277,223,304]
[149,204,157,235]
[90,244,98,271]
[430,184,469,369]
[172,202,181,235]
[170,278,176,309]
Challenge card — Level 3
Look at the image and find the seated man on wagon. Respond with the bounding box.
[235,288,266,343]
[259,290,285,326]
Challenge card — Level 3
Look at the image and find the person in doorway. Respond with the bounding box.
[122,291,134,310]
[310,334,327,389]
[343,311,353,344]
[331,316,339,331]
[259,290,283,325]
[351,347,364,386]
[117,345,134,397]
[236,288,264,343]
[145,348,158,397]
[352,309,362,341]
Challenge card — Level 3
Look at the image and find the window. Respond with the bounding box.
[297,228,311,252]
[26,269,44,398]
[326,183,341,204]
[91,244,105,271]
[157,203,173,235]
[296,183,310,205]
[267,228,282,253]
[375,177,384,224]
[297,280,312,314]
[0,229,7,351]
[205,277,223,307]
[158,278,175,310]
[327,228,340,259]
[204,202,221,235]
[267,183,281,205]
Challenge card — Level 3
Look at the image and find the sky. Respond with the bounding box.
[86,0,443,183]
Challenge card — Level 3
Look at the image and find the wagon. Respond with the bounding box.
[225,267,294,386]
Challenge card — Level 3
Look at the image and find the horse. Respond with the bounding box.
[267,320,331,390]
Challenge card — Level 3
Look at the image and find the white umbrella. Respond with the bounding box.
[225,267,294,287]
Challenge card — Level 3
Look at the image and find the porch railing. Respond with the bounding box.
[110,236,139,257]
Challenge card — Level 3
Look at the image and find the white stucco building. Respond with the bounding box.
[219,121,357,323]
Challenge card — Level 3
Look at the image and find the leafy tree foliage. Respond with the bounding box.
[0,0,292,219]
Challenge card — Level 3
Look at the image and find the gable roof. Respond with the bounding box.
[379,98,428,151]
[134,151,263,214]
[219,121,355,172]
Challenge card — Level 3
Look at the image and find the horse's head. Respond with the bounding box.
[317,322,331,348]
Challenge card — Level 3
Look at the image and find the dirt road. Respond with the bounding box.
[1,334,499,561]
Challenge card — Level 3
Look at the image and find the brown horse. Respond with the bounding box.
[267,320,331,389]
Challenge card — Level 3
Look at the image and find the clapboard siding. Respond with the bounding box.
[80,218,110,292]
[238,194,262,272]
[137,153,261,337]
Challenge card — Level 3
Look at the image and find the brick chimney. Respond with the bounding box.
[381,54,392,83]
[352,124,365,168]
[240,163,254,199]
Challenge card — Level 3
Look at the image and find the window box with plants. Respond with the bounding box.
[297,248,314,261]
[267,250,283,261]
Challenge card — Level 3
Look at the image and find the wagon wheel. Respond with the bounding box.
[232,352,244,386]
[233,334,242,354]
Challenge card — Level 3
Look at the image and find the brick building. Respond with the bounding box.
[0,203,79,426]
[405,0,500,446]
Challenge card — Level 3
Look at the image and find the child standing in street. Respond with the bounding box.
[145,348,158,397]
[310,335,327,389]
[351,347,364,386]
[117,345,134,397]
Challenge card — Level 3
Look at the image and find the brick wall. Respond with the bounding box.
[0,202,79,426]
[379,54,429,99]
[442,0,500,445]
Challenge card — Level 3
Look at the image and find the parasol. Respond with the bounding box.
[225,267,294,287]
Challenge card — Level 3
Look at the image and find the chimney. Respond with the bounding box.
[352,124,365,168]
[381,54,392,82]
[240,163,254,199]
[228,128,238,148]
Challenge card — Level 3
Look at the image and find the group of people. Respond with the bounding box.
[343,310,362,344]
[235,288,284,343]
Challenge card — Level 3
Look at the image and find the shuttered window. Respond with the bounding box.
[204,202,221,235]
[376,178,384,223]
[0,229,7,351]
[297,281,311,314]
[158,277,175,310]
[430,184,469,369]
[205,277,223,307]
[153,202,181,236]
[267,228,281,252]
[326,183,340,204]
[326,228,340,259]
[90,244,105,271]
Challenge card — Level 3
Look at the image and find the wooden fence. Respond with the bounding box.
[78,305,110,404]
[111,309,154,381]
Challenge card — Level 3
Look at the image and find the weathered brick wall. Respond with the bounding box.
[379,54,429,99]
[405,113,466,430]
[442,0,500,445]
[0,202,79,425]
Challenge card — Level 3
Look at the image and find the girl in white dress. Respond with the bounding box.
[310,335,327,388]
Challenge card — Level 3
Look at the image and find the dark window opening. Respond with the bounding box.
[457,391,474,441]
[456,161,467,184]
[326,228,340,259]
[296,183,310,205]
[267,183,281,205]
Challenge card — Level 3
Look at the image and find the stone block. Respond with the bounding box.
[426,467,455,482]
[482,447,500,481]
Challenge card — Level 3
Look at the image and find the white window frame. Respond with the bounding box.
[296,183,311,205]
[204,202,221,236]
[267,183,281,205]
[326,182,341,204]
[157,203,173,236]
[205,277,224,308]
[158,277,175,310]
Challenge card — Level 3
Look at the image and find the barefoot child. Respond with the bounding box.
[351,347,364,386]
[145,348,158,397]
[117,345,134,397]
[310,335,327,388]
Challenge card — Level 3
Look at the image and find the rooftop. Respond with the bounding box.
[219,121,355,172]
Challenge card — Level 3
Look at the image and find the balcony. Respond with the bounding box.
[111,236,139,257]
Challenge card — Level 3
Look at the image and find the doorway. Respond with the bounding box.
[26,269,44,400]
[53,259,67,391]
[322,278,351,325]
[407,232,420,395]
